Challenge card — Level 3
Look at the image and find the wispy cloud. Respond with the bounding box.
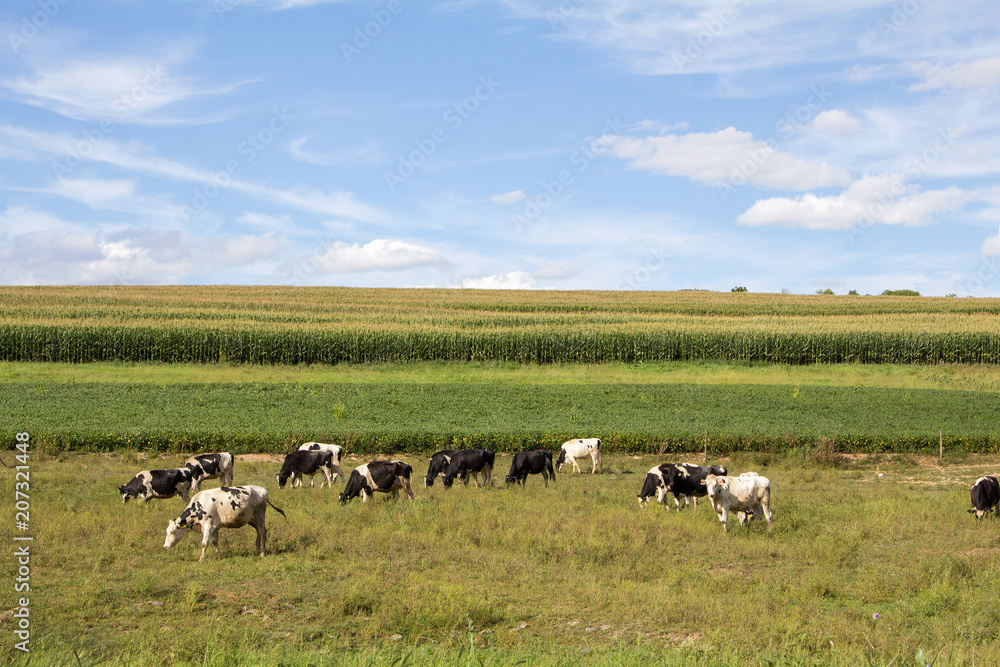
[2,45,252,124]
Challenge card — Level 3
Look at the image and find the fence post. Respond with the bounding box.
[704,429,708,463]
[940,430,943,459]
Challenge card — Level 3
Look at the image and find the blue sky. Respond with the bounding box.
[1,0,999,294]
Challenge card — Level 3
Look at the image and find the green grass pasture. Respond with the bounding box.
[3,452,1000,666]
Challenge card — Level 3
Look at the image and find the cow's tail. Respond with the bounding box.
[267,498,289,523]
[0,455,11,468]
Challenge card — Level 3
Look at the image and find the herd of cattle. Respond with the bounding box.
[117,437,1000,562]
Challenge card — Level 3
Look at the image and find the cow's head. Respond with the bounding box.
[119,485,133,503]
[164,518,192,549]
[276,472,290,488]
[555,449,566,471]
[705,475,727,499]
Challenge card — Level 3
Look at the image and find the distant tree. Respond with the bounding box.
[781,288,791,295]
[731,286,748,292]
[880,289,921,296]
[848,289,859,295]
[946,293,956,297]
[816,288,834,295]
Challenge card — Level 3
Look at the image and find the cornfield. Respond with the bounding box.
[2,286,1000,364]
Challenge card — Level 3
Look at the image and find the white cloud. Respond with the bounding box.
[909,57,1000,92]
[737,174,975,230]
[207,233,284,265]
[2,49,250,124]
[491,190,526,205]
[810,110,861,137]
[983,228,1000,256]
[459,271,536,289]
[315,239,448,273]
[603,127,852,190]
[0,228,193,284]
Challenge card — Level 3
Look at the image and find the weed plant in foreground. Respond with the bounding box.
[3,452,1000,665]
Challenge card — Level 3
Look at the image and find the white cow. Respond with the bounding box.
[298,442,345,485]
[556,438,603,474]
[164,485,286,562]
[705,474,773,533]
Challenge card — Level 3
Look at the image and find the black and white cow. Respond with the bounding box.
[664,463,729,511]
[636,464,673,506]
[298,442,345,485]
[505,450,555,487]
[339,461,415,503]
[119,468,195,503]
[442,449,495,488]
[276,450,336,489]
[164,485,286,562]
[969,475,1000,519]
[184,452,234,491]
[556,438,602,474]
[424,450,457,487]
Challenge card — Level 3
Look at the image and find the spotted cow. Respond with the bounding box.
[163,485,286,562]
[119,468,195,503]
[339,461,415,503]
[184,452,234,491]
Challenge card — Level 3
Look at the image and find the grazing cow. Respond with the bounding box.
[298,442,345,485]
[664,463,729,511]
[164,485,286,563]
[556,438,603,474]
[184,452,234,491]
[424,450,457,487]
[276,450,336,489]
[505,450,555,487]
[705,474,773,533]
[969,476,1000,519]
[637,464,673,506]
[339,461,415,503]
[442,449,495,488]
[119,468,194,503]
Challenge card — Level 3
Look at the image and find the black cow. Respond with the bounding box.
[637,464,673,506]
[665,463,728,511]
[504,450,555,487]
[442,449,495,488]
[424,450,457,488]
[298,442,345,485]
[119,468,195,503]
[276,450,336,489]
[185,452,235,491]
[970,475,1000,519]
[340,461,414,503]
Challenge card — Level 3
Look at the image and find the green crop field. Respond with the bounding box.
[3,376,1000,455]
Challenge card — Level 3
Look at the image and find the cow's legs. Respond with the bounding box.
[254,515,267,556]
